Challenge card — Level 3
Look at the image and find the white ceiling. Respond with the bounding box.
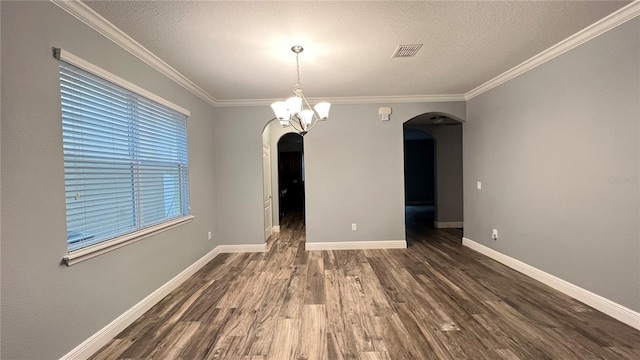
[83,0,629,103]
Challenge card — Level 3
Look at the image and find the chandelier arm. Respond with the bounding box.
[297,114,319,133]
[289,116,305,133]
[304,119,319,132]
[299,92,321,123]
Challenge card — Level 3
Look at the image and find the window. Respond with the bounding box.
[58,50,192,263]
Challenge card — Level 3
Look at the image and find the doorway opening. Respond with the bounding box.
[262,119,307,244]
[403,113,463,244]
[403,129,436,240]
[278,133,305,223]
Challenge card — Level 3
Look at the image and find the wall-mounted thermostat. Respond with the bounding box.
[378,107,392,121]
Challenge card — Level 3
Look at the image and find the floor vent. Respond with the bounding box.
[391,44,423,58]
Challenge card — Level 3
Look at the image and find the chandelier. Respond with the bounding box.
[271,46,330,135]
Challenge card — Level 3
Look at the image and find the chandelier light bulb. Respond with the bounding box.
[285,96,302,113]
[299,110,314,125]
[314,102,331,120]
[270,101,289,120]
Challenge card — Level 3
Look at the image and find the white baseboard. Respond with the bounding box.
[434,221,464,228]
[60,246,222,360]
[218,243,266,253]
[272,225,280,232]
[462,237,640,330]
[305,240,407,251]
[60,241,267,360]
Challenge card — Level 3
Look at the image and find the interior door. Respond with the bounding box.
[263,145,273,241]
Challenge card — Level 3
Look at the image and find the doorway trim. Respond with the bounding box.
[262,144,273,242]
[262,119,305,235]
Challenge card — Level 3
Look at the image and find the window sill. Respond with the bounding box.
[63,215,195,266]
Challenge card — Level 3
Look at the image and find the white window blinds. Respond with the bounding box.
[60,61,190,253]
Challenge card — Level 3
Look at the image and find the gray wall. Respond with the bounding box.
[406,124,464,224]
[213,106,272,246]
[465,18,640,311]
[300,103,466,244]
[1,2,218,358]
[214,102,466,246]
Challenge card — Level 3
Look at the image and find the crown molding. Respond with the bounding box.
[52,0,639,108]
[465,0,640,100]
[215,94,466,107]
[50,0,218,107]
[50,0,463,108]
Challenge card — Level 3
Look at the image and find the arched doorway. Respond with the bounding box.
[403,113,463,243]
[262,119,306,242]
[278,133,305,222]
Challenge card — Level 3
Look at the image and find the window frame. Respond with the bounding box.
[56,49,194,266]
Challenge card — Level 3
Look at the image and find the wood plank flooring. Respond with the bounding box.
[91,209,640,359]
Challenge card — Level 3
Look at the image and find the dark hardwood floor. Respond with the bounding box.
[91,209,640,359]
[404,205,463,247]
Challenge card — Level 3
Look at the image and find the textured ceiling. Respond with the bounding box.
[83,1,629,102]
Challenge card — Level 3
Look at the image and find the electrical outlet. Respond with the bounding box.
[352,223,357,231]
[491,229,498,240]
[208,231,212,240]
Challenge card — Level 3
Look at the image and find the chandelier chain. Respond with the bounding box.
[294,52,302,94]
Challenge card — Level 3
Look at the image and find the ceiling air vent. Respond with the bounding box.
[391,44,423,58]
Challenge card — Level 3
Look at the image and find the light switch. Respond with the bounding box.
[476,181,482,190]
